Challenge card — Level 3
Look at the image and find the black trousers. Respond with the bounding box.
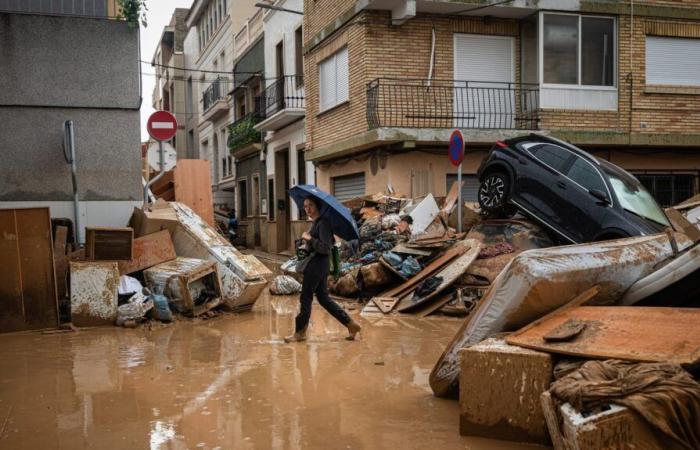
[295,256,351,332]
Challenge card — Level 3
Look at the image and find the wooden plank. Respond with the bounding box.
[172,159,215,226]
[372,296,399,314]
[441,179,462,212]
[15,208,59,331]
[391,244,432,256]
[0,210,25,332]
[397,240,480,313]
[506,306,700,367]
[378,256,407,280]
[540,391,567,450]
[85,227,134,260]
[416,291,456,318]
[117,230,176,274]
[372,242,469,301]
[53,226,69,301]
[666,207,700,243]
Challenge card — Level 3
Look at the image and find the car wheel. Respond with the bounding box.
[478,172,510,214]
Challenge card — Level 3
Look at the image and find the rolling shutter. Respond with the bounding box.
[646,36,700,86]
[318,47,349,111]
[332,173,366,201]
[336,47,349,103]
[446,175,479,202]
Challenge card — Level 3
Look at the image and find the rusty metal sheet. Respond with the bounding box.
[506,306,700,367]
[117,230,176,274]
[70,261,119,326]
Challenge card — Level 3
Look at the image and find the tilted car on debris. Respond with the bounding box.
[476,134,670,244]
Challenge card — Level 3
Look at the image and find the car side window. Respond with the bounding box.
[566,158,607,193]
[529,144,572,173]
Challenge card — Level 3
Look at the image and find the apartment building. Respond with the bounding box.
[255,0,309,253]
[183,0,258,209]
[0,1,141,242]
[151,8,190,158]
[303,0,700,207]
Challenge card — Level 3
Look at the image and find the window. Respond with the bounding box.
[222,158,227,178]
[252,176,260,216]
[646,37,700,86]
[297,150,307,219]
[186,77,194,118]
[566,158,607,193]
[268,179,275,220]
[319,47,349,112]
[635,174,696,208]
[187,131,194,157]
[238,180,248,217]
[332,173,365,201]
[295,26,304,87]
[608,173,670,226]
[543,14,614,86]
[530,144,573,172]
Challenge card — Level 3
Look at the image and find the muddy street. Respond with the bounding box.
[0,291,540,450]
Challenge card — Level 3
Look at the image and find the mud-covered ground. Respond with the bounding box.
[0,292,541,449]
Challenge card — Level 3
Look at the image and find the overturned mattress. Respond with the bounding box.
[430,233,692,398]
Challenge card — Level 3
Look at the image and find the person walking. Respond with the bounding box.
[285,196,362,343]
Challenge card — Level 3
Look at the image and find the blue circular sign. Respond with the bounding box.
[448,129,464,166]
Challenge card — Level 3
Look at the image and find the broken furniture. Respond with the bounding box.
[430,232,693,398]
[148,159,215,226]
[0,207,60,333]
[144,257,222,316]
[70,261,119,326]
[85,227,133,260]
[459,338,552,445]
[117,230,176,275]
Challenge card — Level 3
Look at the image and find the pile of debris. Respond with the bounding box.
[425,199,700,449]
[63,201,271,329]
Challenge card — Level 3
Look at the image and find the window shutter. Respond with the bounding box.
[646,36,700,86]
[319,56,337,111]
[336,47,349,103]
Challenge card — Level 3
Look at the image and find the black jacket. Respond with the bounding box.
[308,217,333,256]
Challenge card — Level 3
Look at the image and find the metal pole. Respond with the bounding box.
[457,161,463,233]
[64,121,82,245]
[143,140,166,207]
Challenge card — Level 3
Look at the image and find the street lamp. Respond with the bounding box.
[254,2,303,15]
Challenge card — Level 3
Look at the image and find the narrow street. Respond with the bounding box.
[0,292,536,450]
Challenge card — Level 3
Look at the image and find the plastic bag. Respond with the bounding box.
[400,256,421,278]
[150,293,173,322]
[116,291,153,326]
[270,275,302,295]
[381,214,401,230]
[118,275,143,296]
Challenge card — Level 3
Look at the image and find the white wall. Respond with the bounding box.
[264,120,308,220]
[263,0,303,82]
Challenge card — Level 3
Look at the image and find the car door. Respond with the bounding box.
[557,155,612,242]
[515,143,574,234]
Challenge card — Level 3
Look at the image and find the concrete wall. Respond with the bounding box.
[0,13,141,203]
[263,0,303,81]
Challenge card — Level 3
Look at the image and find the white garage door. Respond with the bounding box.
[454,34,515,128]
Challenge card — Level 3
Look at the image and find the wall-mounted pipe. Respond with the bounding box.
[62,120,82,245]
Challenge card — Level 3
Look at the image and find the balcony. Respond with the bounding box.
[202,78,230,122]
[253,76,305,132]
[367,78,540,131]
[227,113,262,158]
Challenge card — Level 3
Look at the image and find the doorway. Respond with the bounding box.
[274,148,291,252]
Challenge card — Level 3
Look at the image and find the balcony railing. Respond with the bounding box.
[0,0,119,18]
[203,78,230,113]
[366,78,540,130]
[255,75,305,119]
[227,113,262,152]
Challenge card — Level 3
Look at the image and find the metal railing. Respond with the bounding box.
[366,78,540,130]
[227,112,262,152]
[0,0,120,19]
[203,78,230,113]
[255,75,305,120]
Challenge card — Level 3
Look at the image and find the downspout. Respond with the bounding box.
[427,26,436,87]
[628,0,634,146]
[63,121,82,245]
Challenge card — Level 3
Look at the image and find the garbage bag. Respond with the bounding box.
[399,256,421,278]
[150,293,173,322]
[118,275,143,296]
[381,214,401,230]
[551,360,700,450]
[116,291,153,325]
[382,251,404,269]
[270,275,302,295]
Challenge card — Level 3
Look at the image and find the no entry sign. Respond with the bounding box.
[448,129,464,167]
[147,110,177,141]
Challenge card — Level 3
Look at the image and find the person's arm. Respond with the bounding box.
[309,219,332,255]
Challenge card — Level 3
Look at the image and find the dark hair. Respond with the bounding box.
[400,215,413,225]
[304,196,321,209]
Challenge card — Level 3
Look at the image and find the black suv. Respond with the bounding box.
[476,134,670,244]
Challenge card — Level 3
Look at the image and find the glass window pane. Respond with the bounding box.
[581,18,614,86]
[533,144,572,172]
[566,158,607,193]
[543,14,579,84]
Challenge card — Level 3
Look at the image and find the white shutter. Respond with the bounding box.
[319,56,337,111]
[454,34,513,83]
[333,173,365,201]
[336,47,349,103]
[646,36,700,86]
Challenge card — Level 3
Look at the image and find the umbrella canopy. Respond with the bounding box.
[289,184,360,241]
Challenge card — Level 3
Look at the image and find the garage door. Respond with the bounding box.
[332,173,366,201]
[446,174,479,202]
[454,34,514,128]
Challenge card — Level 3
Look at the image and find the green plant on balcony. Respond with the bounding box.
[117,0,148,28]
[227,116,261,153]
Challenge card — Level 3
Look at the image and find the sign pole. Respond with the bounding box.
[144,110,178,207]
[144,140,166,206]
[457,161,462,233]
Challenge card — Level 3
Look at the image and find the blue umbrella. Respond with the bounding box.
[288,184,360,242]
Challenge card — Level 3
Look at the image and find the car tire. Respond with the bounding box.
[478,172,511,216]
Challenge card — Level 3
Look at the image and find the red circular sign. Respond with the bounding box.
[147,110,178,141]
[448,129,465,166]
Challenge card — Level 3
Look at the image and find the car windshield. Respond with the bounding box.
[607,173,670,226]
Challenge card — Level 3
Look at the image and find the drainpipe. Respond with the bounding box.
[63,120,82,245]
[628,0,634,145]
[427,26,436,87]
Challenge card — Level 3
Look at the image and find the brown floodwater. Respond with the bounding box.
[0,292,543,450]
